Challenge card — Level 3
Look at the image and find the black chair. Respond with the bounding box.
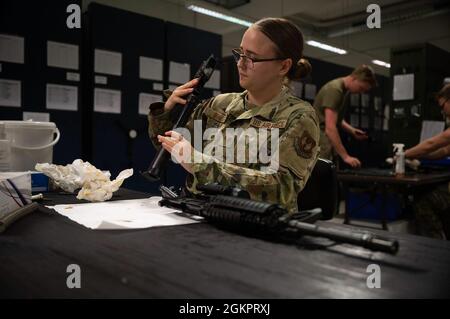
[297,158,338,220]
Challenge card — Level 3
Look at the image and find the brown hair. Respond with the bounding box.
[351,64,378,87]
[253,17,311,81]
[436,83,450,101]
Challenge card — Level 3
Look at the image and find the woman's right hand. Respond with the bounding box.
[164,78,199,112]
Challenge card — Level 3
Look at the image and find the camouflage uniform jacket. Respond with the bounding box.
[148,86,320,213]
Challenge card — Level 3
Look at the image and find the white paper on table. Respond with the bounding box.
[23,111,50,122]
[304,83,316,100]
[169,61,190,84]
[94,49,122,76]
[168,84,178,91]
[48,197,203,230]
[46,83,78,111]
[420,120,445,142]
[139,93,161,115]
[205,70,220,89]
[290,81,303,98]
[0,34,24,64]
[94,88,121,114]
[139,56,163,81]
[47,41,79,70]
[0,79,21,107]
[393,74,414,101]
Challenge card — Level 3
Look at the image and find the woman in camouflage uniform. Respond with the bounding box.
[148,18,320,213]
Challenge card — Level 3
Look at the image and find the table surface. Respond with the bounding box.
[337,168,450,186]
[1,189,449,298]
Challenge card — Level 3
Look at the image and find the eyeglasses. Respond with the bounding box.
[232,48,285,69]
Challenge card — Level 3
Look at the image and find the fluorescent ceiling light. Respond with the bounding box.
[372,59,391,68]
[186,2,253,27]
[306,40,347,55]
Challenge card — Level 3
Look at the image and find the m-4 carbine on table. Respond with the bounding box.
[159,184,399,254]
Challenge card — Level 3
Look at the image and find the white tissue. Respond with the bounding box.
[385,157,421,171]
[35,159,133,202]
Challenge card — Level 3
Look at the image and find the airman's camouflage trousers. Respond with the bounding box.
[414,183,450,240]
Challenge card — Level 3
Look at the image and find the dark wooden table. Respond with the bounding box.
[338,169,450,186]
[0,189,449,298]
[337,169,450,230]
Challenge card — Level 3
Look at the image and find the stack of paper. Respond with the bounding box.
[48,197,202,230]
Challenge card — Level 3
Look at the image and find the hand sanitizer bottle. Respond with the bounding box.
[393,143,405,176]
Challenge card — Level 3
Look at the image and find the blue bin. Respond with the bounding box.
[346,191,402,221]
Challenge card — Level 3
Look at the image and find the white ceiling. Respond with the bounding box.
[83,0,450,76]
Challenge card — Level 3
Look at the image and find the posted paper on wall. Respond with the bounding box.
[290,81,303,98]
[139,56,163,81]
[361,115,369,129]
[304,84,316,100]
[169,61,190,84]
[47,41,79,70]
[350,94,359,107]
[0,34,24,64]
[0,79,21,107]
[46,84,78,111]
[153,83,163,91]
[393,74,414,101]
[23,112,50,122]
[374,96,382,112]
[139,93,161,115]
[205,70,221,89]
[420,121,445,142]
[95,75,107,85]
[361,93,370,108]
[94,88,121,114]
[350,114,359,127]
[94,49,122,76]
[66,72,80,82]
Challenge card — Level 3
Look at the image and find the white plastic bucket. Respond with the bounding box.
[0,121,60,171]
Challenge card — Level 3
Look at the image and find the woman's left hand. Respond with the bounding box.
[157,130,193,174]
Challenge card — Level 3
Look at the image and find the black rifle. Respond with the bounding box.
[159,184,399,254]
[142,55,217,182]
